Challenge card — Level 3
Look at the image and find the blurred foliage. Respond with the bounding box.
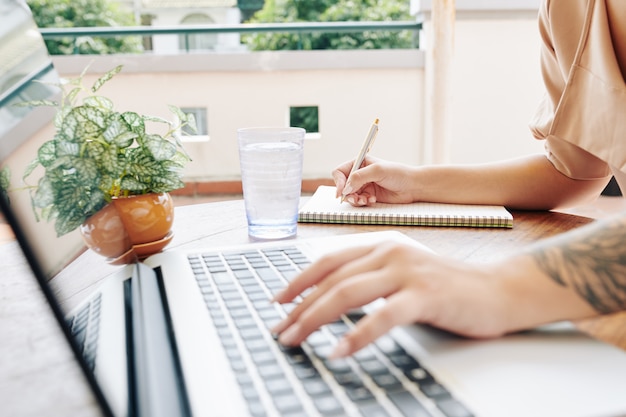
[27,0,143,55]
[290,106,319,133]
[243,0,416,50]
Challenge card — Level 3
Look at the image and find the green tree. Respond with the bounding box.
[243,0,415,50]
[27,0,143,55]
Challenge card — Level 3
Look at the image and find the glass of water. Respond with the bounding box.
[237,127,305,240]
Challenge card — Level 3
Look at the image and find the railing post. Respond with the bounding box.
[423,0,455,164]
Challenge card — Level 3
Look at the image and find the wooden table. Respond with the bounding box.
[2,199,625,416]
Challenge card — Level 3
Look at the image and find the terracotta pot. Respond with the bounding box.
[80,192,174,264]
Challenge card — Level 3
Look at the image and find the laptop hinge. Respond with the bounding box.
[130,262,190,417]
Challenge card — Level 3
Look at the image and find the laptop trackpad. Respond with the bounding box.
[393,322,626,417]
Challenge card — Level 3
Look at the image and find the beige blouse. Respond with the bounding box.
[529,0,626,191]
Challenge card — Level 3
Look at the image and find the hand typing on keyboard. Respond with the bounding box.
[270,239,595,359]
[190,247,476,417]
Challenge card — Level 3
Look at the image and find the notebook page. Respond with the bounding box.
[298,186,513,228]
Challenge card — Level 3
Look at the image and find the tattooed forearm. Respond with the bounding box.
[530,214,626,314]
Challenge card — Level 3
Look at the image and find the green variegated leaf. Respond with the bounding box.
[83,140,106,159]
[22,158,40,182]
[161,159,185,174]
[87,191,107,215]
[84,96,114,111]
[72,158,100,183]
[42,167,64,185]
[167,105,187,123]
[12,99,58,108]
[103,116,126,143]
[53,106,72,129]
[55,209,85,237]
[99,174,115,195]
[103,118,137,148]
[99,145,125,176]
[37,141,57,168]
[184,112,198,134]
[73,106,107,134]
[121,112,145,135]
[33,177,55,208]
[114,131,138,148]
[55,140,80,157]
[0,167,10,191]
[120,176,148,192]
[38,205,53,222]
[150,174,185,193]
[46,154,74,171]
[127,150,159,176]
[91,65,123,93]
[142,114,170,125]
[59,113,80,141]
[66,87,82,106]
[145,134,176,160]
[172,150,192,165]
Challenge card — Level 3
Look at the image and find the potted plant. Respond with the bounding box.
[21,65,195,262]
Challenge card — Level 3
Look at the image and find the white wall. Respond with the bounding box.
[448,16,545,163]
[49,2,547,181]
[415,0,545,164]
[52,50,424,182]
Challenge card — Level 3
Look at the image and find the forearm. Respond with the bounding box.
[411,154,608,210]
[494,213,626,333]
[529,213,626,314]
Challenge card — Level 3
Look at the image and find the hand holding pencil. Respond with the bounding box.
[333,119,420,207]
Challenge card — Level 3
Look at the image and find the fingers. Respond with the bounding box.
[271,245,382,333]
[273,243,409,345]
[332,156,382,198]
[272,245,374,304]
[271,241,444,359]
[332,160,354,197]
[330,291,423,358]
[344,192,377,206]
[276,266,400,347]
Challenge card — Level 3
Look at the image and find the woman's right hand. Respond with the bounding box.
[333,156,419,206]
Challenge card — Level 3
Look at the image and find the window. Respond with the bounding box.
[180,107,208,139]
[289,106,319,135]
[179,14,216,52]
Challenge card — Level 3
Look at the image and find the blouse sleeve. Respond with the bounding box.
[529,0,613,181]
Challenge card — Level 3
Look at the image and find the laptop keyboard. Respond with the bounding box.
[188,247,473,417]
[66,292,102,371]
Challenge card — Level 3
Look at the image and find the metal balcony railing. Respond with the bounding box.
[38,21,422,52]
[39,21,421,37]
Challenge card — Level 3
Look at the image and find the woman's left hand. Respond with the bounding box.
[271,241,512,358]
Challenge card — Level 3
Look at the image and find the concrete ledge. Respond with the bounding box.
[52,49,425,75]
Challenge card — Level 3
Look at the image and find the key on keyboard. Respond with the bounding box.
[67,293,102,371]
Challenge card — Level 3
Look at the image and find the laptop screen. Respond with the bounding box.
[0,2,116,415]
[0,2,86,280]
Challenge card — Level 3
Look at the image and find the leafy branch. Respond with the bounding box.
[18,65,195,236]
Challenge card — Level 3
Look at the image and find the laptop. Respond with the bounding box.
[3,4,626,417]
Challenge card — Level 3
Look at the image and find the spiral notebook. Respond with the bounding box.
[298,186,513,228]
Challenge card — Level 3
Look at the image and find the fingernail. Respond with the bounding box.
[347,196,356,205]
[278,323,301,346]
[270,318,289,335]
[329,338,351,359]
[368,196,376,203]
[270,289,285,303]
[343,183,354,195]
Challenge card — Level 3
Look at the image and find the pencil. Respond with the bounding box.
[341,118,380,203]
